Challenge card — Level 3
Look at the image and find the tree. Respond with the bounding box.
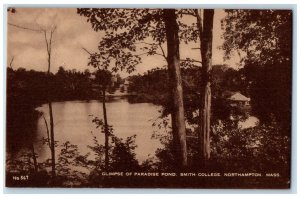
[77,8,188,168]
[8,19,58,179]
[193,9,215,163]
[222,10,292,135]
[163,9,187,167]
[94,69,112,170]
[177,9,215,164]
[44,26,57,179]
[82,46,113,171]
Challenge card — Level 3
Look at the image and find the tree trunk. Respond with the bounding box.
[44,28,56,179]
[30,143,38,172]
[48,101,56,178]
[47,49,56,179]
[163,9,187,168]
[102,87,109,170]
[198,9,214,163]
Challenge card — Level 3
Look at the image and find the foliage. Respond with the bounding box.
[94,69,113,89]
[77,9,209,74]
[55,141,88,186]
[6,67,123,105]
[88,116,140,171]
[151,116,290,175]
[222,10,292,132]
[210,120,290,174]
[110,135,140,171]
[77,8,163,73]
[222,10,291,64]
[6,141,86,187]
[127,67,169,104]
[211,65,248,97]
[127,66,245,125]
[6,119,141,187]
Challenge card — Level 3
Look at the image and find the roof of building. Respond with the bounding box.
[228,92,250,102]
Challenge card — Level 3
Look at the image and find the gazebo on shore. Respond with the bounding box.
[227,92,250,107]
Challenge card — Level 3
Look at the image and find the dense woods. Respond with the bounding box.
[222,10,292,133]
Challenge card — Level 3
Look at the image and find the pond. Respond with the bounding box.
[34,98,163,163]
[7,98,259,165]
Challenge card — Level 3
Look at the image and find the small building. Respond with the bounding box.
[227,92,250,107]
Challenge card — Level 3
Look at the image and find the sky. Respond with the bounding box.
[7,8,240,77]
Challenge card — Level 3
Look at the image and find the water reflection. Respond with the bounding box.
[35,98,163,163]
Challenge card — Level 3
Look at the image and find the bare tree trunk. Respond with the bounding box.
[47,71,56,179]
[197,9,214,163]
[44,27,56,179]
[102,87,109,170]
[48,101,56,178]
[163,9,187,168]
[46,39,56,179]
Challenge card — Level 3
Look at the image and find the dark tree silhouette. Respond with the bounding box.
[94,69,112,170]
[222,10,292,135]
[163,9,187,167]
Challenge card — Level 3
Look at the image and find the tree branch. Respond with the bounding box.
[158,43,168,61]
[135,41,156,45]
[8,22,42,32]
[49,26,56,55]
[180,59,202,64]
[81,47,92,55]
[9,56,14,68]
[43,30,49,54]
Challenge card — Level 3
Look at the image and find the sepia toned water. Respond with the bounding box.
[34,98,163,163]
[9,98,259,165]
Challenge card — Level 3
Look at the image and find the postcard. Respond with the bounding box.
[6,7,292,188]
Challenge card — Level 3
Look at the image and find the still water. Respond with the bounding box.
[34,98,163,163]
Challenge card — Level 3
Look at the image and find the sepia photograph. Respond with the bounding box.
[5,7,292,188]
